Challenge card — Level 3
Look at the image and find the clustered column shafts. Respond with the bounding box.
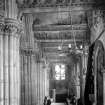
[80,52,88,104]
[0,18,22,105]
[103,70,105,105]
[0,21,4,105]
[20,51,50,105]
[19,13,50,105]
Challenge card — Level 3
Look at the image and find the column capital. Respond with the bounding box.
[4,18,24,36]
[20,49,36,55]
[0,18,5,34]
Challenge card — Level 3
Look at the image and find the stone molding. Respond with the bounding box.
[20,49,37,55]
[33,24,88,31]
[0,18,24,37]
[33,24,89,41]
[34,30,89,41]
[87,9,105,44]
[16,0,95,8]
[20,49,43,63]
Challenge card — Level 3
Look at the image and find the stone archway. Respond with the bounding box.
[93,40,105,105]
[84,40,105,105]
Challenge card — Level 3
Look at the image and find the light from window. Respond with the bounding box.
[55,64,65,80]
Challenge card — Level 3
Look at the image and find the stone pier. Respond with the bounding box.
[0,18,22,105]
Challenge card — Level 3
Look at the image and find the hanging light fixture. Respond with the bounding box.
[58,45,62,50]
[68,43,71,48]
[80,45,83,49]
[68,8,79,53]
[58,32,63,51]
[57,3,85,55]
[67,5,83,54]
[58,7,63,51]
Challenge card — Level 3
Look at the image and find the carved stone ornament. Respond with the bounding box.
[90,10,105,43]
[0,18,24,37]
[20,49,35,55]
[0,19,5,33]
[33,24,88,31]
[16,0,34,7]
[16,0,95,8]
[92,40,105,105]
[34,31,88,40]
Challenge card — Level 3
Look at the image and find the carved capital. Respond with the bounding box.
[20,49,36,55]
[4,18,24,37]
[0,23,5,33]
[0,18,5,33]
[0,18,24,37]
[17,0,95,8]
[4,24,18,34]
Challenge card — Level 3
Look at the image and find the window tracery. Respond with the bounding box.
[55,64,65,80]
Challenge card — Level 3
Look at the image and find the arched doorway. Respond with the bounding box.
[85,40,105,105]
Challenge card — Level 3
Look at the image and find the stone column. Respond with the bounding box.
[5,0,18,19]
[23,14,34,49]
[36,58,39,105]
[46,65,50,96]
[35,60,50,105]
[43,63,49,99]
[22,52,32,105]
[40,62,43,105]
[20,50,39,105]
[20,52,24,105]
[42,63,50,97]
[24,55,28,105]
[80,51,88,104]
[4,24,9,105]
[31,54,38,105]
[0,20,4,105]
[79,56,83,101]
[28,55,32,105]
[43,65,45,99]
[103,69,105,105]
[0,18,22,105]
[76,62,80,99]
[4,18,22,105]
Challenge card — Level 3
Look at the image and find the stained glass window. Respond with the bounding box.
[55,64,65,80]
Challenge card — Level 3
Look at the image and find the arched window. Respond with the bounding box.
[55,64,65,80]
